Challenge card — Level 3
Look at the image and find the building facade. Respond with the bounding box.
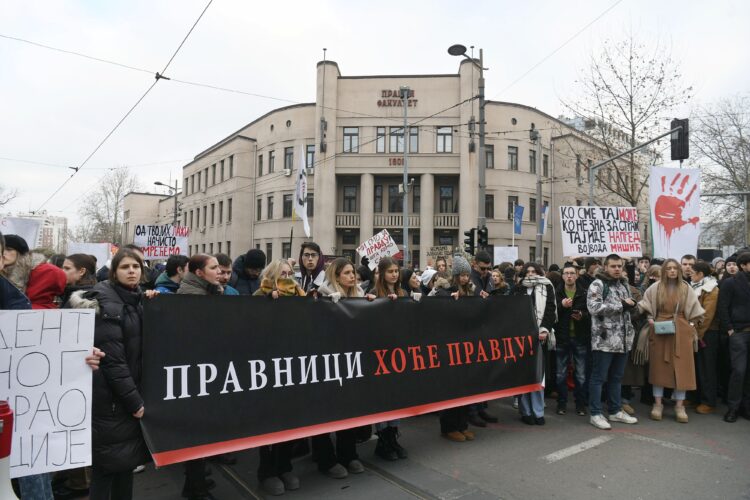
[124,59,648,268]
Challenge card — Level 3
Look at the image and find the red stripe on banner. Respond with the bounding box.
[150,383,542,466]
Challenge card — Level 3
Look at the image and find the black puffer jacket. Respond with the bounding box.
[718,271,750,332]
[73,280,150,473]
[554,281,591,344]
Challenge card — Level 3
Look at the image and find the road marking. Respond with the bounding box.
[217,463,262,500]
[624,433,733,461]
[541,436,615,463]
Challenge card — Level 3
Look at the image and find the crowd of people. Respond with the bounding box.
[1,230,749,499]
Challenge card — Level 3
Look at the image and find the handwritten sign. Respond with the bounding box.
[356,229,400,270]
[494,246,519,265]
[134,224,189,260]
[0,310,94,478]
[559,206,642,257]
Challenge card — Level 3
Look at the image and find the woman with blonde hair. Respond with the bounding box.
[638,258,704,423]
[319,257,375,300]
[254,259,306,298]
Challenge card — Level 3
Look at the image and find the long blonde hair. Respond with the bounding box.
[657,258,688,311]
[260,259,293,283]
[325,258,359,298]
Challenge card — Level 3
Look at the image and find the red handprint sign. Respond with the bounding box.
[649,167,701,258]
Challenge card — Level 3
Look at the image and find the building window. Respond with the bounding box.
[529,197,537,222]
[220,162,225,182]
[283,194,293,218]
[374,185,383,213]
[196,208,200,228]
[389,127,404,153]
[544,248,549,268]
[184,177,189,194]
[439,186,456,213]
[485,195,495,219]
[376,127,386,153]
[197,171,202,191]
[343,127,359,153]
[284,147,294,171]
[189,210,194,228]
[256,198,262,221]
[266,243,273,261]
[543,200,549,224]
[218,201,223,223]
[227,198,233,222]
[307,193,314,217]
[576,154,581,184]
[436,126,452,153]
[267,196,274,219]
[388,185,403,213]
[306,144,315,168]
[209,243,214,254]
[413,232,420,245]
[529,247,536,262]
[183,212,187,227]
[204,168,208,188]
[508,195,519,220]
[202,244,206,253]
[258,155,263,177]
[529,149,537,174]
[343,186,358,213]
[486,144,494,169]
[218,242,222,253]
[413,184,420,213]
[229,155,234,178]
[210,204,215,225]
[439,235,453,246]
[543,154,549,177]
[508,146,518,170]
[227,241,231,258]
[190,174,195,194]
[282,242,291,259]
[203,205,208,226]
[342,233,357,245]
[576,199,582,206]
[409,127,419,153]
[269,151,275,173]
[211,164,216,184]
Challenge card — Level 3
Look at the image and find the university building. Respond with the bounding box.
[124,59,647,268]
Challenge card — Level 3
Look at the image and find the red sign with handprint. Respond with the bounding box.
[649,167,701,259]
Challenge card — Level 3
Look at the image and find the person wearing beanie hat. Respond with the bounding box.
[419,268,438,295]
[0,232,32,309]
[3,234,30,258]
[578,257,601,290]
[712,257,725,274]
[229,249,266,295]
[452,255,471,277]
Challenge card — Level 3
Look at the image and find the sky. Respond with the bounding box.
[1,0,748,229]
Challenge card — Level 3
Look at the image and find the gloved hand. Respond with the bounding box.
[329,291,342,303]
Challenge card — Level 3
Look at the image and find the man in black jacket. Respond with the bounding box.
[718,252,750,423]
[470,250,494,297]
[555,263,591,416]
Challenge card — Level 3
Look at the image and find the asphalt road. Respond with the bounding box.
[132,393,750,500]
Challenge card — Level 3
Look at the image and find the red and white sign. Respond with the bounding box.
[134,224,190,260]
[559,205,642,257]
[357,229,400,270]
[649,166,700,259]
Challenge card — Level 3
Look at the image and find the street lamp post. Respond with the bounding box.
[400,85,411,269]
[154,180,179,225]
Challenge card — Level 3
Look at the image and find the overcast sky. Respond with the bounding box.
[1,0,748,227]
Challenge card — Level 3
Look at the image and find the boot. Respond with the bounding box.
[374,428,398,461]
[388,427,408,459]
[675,406,689,423]
[650,403,663,421]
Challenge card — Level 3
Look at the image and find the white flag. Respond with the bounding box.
[294,154,310,237]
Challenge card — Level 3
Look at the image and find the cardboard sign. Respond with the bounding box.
[134,225,190,260]
[426,245,451,258]
[0,217,42,249]
[559,206,642,257]
[67,242,111,270]
[356,230,400,270]
[0,310,95,478]
[494,246,519,265]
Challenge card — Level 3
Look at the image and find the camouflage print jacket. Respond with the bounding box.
[587,271,635,353]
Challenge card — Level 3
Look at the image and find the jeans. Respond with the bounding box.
[556,338,588,407]
[90,468,133,500]
[18,473,53,500]
[697,330,719,406]
[728,331,750,411]
[589,350,627,416]
[653,385,686,400]
[519,390,545,418]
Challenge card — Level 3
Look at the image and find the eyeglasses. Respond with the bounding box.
[302,253,319,259]
[280,271,292,278]
[562,271,577,276]
[478,266,491,271]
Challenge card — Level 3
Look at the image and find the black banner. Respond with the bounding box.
[141,295,543,466]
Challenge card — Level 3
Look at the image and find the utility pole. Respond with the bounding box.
[531,127,543,263]
[173,179,179,226]
[401,85,410,269]
[477,49,486,232]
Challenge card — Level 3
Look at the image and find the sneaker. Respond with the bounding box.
[324,463,348,479]
[261,477,285,496]
[279,472,299,490]
[133,465,146,474]
[609,411,638,424]
[590,414,612,430]
[556,403,567,415]
[442,431,466,442]
[695,403,715,414]
[346,460,365,474]
[535,416,546,425]
[622,403,636,416]
[512,397,519,409]
[576,405,587,416]
[461,430,475,441]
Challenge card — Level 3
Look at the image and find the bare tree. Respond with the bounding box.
[0,185,18,207]
[78,168,139,244]
[561,34,693,207]
[692,95,750,246]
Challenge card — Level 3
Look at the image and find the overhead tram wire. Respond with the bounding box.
[34,0,213,211]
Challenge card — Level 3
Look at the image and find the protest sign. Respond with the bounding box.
[649,166,701,259]
[426,245,451,258]
[356,229,400,270]
[559,205,642,257]
[494,246,519,264]
[67,242,111,269]
[141,295,543,466]
[0,310,94,478]
[0,217,42,248]
[134,224,190,260]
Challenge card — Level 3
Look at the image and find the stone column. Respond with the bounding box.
[419,173,434,269]
[360,173,374,243]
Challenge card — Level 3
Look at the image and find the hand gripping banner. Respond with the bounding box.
[140,295,544,466]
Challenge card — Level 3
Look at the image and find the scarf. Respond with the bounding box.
[257,278,306,297]
[521,276,556,329]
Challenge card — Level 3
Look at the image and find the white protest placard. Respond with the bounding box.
[494,246,519,264]
[67,242,111,270]
[133,224,190,260]
[356,229,400,270]
[559,205,642,257]
[0,217,43,248]
[0,309,95,478]
[649,166,701,259]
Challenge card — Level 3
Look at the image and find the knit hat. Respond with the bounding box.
[3,234,29,255]
[584,257,601,270]
[725,254,737,264]
[452,256,471,276]
[244,249,266,269]
[420,268,437,286]
[711,257,725,267]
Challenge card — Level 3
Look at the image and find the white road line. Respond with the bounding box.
[541,436,615,463]
[624,433,733,461]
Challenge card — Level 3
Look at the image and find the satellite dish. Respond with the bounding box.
[447,44,467,56]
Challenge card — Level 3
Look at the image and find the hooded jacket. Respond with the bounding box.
[587,270,635,353]
[229,254,261,295]
[153,271,180,294]
[177,272,222,296]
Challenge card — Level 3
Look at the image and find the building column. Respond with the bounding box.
[420,173,434,269]
[360,173,374,243]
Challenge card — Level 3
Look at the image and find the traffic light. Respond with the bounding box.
[477,226,488,248]
[463,227,476,255]
[670,118,689,161]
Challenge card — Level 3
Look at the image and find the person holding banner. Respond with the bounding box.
[254,259,306,298]
[513,262,556,425]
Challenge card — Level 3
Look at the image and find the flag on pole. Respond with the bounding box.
[539,204,549,235]
[294,154,311,237]
[513,205,524,235]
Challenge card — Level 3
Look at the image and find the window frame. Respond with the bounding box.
[436,126,452,153]
[508,146,519,170]
[343,127,359,153]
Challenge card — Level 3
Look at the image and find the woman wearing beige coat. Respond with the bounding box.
[638,259,704,423]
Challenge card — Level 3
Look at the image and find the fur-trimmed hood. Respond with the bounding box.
[2,252,46,291]
[66,289,101,313]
